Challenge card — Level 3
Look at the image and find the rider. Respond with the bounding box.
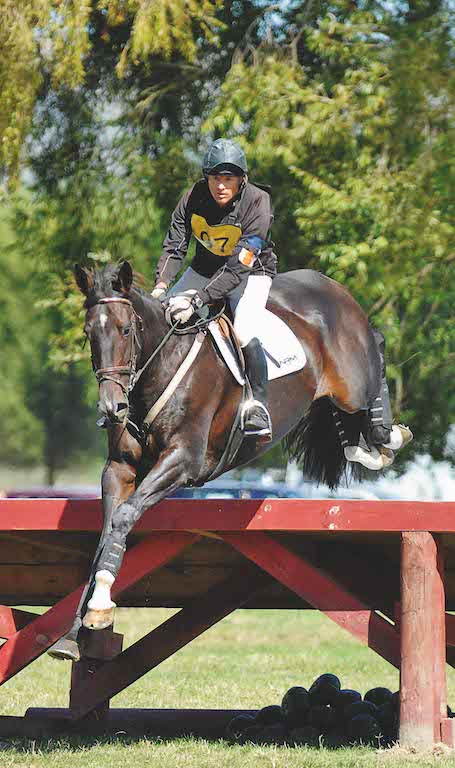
[151,138,276,440]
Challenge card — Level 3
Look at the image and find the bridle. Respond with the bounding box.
[90,296,180,427]
[89,293,225,433]
[92,297,144,397]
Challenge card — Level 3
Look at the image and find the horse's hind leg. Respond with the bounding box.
[48,428,141,661]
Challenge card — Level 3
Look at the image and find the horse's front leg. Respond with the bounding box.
[83,442,200,630]
[48,427,141,660]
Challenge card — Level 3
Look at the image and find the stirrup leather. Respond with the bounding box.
[240,399,272,437]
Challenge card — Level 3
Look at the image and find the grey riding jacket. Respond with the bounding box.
[155,179,277,305]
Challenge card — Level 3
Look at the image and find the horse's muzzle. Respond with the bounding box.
[97,400,129,427]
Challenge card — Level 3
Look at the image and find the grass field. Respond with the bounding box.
[0,608,455,766]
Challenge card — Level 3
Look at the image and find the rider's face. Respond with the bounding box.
[208,174,241,207]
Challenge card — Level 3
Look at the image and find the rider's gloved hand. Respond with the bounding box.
[151,281,167,299]
[165,293,196,325]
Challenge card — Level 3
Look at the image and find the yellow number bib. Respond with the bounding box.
[191,214,242,257]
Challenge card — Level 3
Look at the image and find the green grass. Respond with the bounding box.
[1,609,455,766]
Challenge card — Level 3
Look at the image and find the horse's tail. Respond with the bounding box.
[283,397,367,489]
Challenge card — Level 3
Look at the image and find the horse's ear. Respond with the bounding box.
[74,264,94,296]
[115,261,133,294]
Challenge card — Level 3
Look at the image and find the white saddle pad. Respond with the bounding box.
[208,310,306,385]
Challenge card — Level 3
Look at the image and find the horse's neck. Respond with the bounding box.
[133,291,192,372]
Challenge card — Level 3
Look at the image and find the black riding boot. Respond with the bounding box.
[370,331,393,445]
[242,338,272,439]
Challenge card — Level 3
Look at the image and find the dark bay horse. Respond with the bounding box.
[49,261,381,661]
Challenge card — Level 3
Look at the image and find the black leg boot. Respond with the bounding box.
[241,338,272,440]
[370,331,393,445]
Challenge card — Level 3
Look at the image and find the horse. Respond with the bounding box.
[49,260,382,661]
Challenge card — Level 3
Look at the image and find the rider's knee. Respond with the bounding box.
[234,311,260,348]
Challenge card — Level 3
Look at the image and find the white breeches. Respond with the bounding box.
[168,267,272,347]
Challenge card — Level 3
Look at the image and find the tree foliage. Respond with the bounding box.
[0,0,223,183]
[205,0,454,463]
[0,0,453,479]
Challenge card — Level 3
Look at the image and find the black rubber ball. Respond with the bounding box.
[289,725,320,747]
[239,724,264,744]
[364,687,393,707]
[225,714,256,742]
[255,704,285,725]
[345,700,378,720]
[333,689,362,720]
[348,714,381,746]
[322,726,349,749]
[376,701,397,736]
[281,686,310,727]
[308,704,336,733]
[256,723,288,745]
[308,674,341,705]
[391,691,400,711]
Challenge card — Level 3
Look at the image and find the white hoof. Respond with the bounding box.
[382,424,413,451]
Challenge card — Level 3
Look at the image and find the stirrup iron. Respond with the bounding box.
[240,399,272,438]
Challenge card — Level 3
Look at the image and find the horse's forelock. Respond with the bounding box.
[83,263,146,309]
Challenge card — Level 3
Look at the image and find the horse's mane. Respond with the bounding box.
[84,262,149,308]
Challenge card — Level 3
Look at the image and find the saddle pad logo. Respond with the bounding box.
[191,214,242,257]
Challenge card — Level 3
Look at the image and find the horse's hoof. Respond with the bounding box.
[379,446,395,468]
[344,444,385,471]
[47,637,81,662]
[382,424,413,451]
[82,607,115,631]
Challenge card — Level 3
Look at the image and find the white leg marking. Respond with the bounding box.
[87,570,116,611]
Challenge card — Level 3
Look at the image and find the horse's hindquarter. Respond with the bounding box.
[269,270,381,412]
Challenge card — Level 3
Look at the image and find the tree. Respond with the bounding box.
[0,0,224,184]
[205,0,454,465]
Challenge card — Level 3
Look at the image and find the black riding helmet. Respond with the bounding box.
[202,138,248,177]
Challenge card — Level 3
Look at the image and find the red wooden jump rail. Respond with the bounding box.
[0,497,453,748]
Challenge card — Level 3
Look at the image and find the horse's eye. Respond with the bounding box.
[123,327,131,337]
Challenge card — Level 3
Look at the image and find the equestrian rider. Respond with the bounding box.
[151,138,275,440]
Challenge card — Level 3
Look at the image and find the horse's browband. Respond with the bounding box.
[98,297,132,306]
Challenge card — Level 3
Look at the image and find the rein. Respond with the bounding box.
[92,296,179,397]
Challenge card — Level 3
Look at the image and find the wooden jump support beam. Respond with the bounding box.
[0,497,454,748]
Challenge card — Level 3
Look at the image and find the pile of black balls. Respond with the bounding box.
[225,674,402,748]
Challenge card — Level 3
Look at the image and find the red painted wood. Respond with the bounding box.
[0,533,198,686]
[446,614,455,647]
[68,563,273,721]
[400,532,440,747]
[396,604,455,652]
[222,531,400,667]
[441,718,455,748]
[433,540,447,742]
[1,498,455,533]
[0,607,37,638]
[70,629,124,716]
